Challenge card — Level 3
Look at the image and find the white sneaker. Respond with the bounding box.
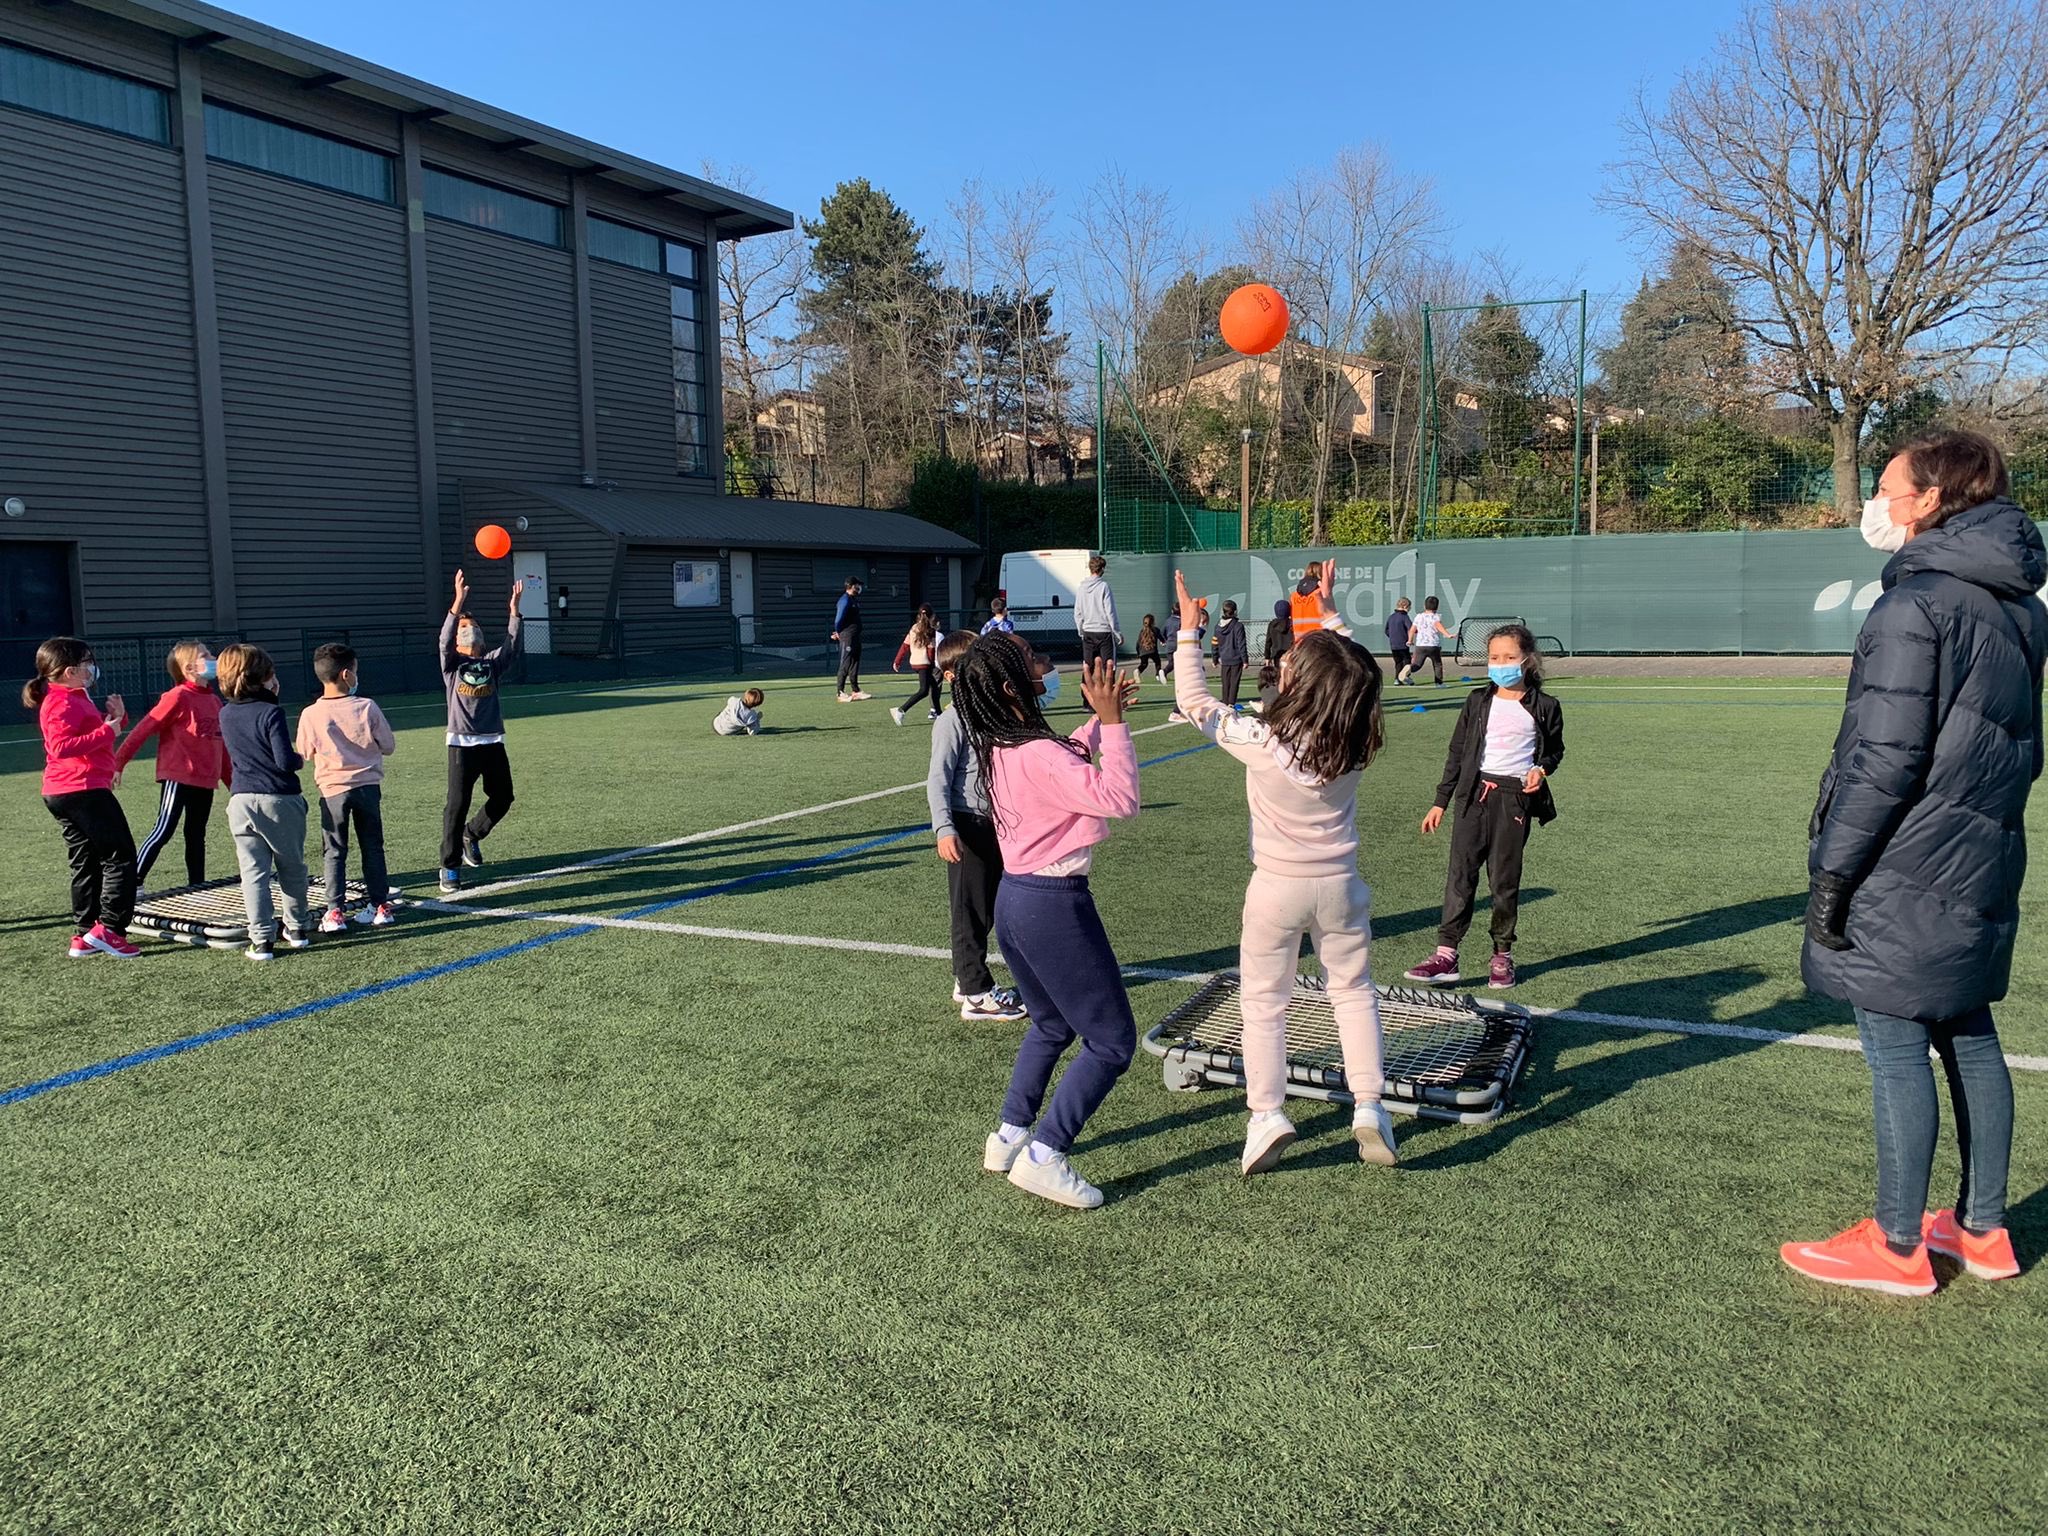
[357,903,397,927]
[1007,1146,1103,1209]
[890,706,906,725]
[983,1128,1028,1173]
[319,908,348,934]
[837,692,853,703]
[961,990,1028,1022]
[1241,1111,1298,1176]
[1353,1103,1399,1166]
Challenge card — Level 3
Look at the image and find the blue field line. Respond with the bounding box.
[1,737,1219,1110]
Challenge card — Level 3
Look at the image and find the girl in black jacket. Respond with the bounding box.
[1404,624,1562,991]
[1213,600,1250,707]
[1783,432,2045,1297]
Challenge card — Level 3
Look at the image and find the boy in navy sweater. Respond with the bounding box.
[217,643,310,960]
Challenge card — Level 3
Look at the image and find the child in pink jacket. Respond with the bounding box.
[295,642,398,930]
[951,637,1140,1211]
[1172,570,1398,1175]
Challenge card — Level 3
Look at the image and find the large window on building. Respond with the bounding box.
[423,167,564,247]
[0,39,169,143]
[204,102,394,202]
[667,239,709,477]
[586,215,660,272]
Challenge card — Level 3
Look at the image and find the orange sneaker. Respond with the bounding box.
[1780,1218,1937,1296]
[1923,1209,2021,1281]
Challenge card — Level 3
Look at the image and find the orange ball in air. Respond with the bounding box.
[475,524,512,560]
[1220,283,1290,356]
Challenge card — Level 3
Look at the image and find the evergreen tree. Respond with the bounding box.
[1597,244,1751,418]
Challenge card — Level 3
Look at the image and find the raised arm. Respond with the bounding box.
[112,689,178,770]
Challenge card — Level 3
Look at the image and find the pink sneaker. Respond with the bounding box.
[1403,951,1459,984]
[85,923,142,959]
[1488,952,1517,990]
[67,933,96,959]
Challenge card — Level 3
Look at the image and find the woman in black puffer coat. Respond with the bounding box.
[1783,431,2047,1296]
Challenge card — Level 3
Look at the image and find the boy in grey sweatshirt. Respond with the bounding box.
[438,568,523,892]
[927,632,1025,1022]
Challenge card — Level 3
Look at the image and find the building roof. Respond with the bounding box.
[72,0,793,237]
[481,482,980,555]
[1184,344,1388,383]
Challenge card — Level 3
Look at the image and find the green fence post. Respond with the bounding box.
[1096,340,1106,553]
[1572,288,1587,536]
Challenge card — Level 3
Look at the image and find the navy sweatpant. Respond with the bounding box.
[994,871,1136,1153]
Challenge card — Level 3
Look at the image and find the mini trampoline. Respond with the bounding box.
[1144,972,1534,1124]
[130,878,397,948]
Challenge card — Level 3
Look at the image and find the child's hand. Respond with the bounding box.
[1173,570,1202,636]
[105,694,125,729]
[1420,806,1444,835]
[510,579,526,613]
[936,834,962,864]
[111,769,123,789]
[1522,767,1546,794]
[1117,671,1139,712]
[1080,658,1123,724]
[452,569,469,611]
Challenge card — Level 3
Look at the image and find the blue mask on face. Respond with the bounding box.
[197,657,218,682]
[1037,668,1061,702]
[86,663,100,686]
[1488,663,1525,690]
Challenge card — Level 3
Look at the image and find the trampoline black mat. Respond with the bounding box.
[1145,972,1533,1124]
[131,878,397,947]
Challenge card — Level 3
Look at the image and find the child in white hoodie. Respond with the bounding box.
[1171,570,1397,1174]
[713,689,765,736]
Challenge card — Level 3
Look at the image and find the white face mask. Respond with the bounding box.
[458,627,482,649]
[1861,495,1908,554]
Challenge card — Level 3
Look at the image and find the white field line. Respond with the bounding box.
[1548,684,1844,693]
[453,720,1187,903]
[423,903,2048,1075]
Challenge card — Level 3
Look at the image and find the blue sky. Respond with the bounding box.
[243,0,1745,300]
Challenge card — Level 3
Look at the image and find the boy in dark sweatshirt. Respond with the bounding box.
[217,643,310,960]
[439,568,524,894]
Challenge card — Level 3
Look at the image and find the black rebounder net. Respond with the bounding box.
[1144,972,1534,1124]
[131,878,392,947]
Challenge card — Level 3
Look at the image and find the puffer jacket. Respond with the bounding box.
[1803,497,2048,1021]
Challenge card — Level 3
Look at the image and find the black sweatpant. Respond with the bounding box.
[135,780,215,886]
[1389,646,1412,680]
[1438,775,1533,952]
[45,788,138,934]
[1220,664,1244,707]
[1080,631,1117,671]
[900,666,941,714]
[1411,645,1444,684]
[322,784,390,906]
[947,811,1003,996]
[836,627,864,694]
[442,743,515,869]
[1135,650,1162,678]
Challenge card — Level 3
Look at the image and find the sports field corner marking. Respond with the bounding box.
[0,723,1211,1108]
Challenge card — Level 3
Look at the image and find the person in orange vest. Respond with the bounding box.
[1289,559,1343,643]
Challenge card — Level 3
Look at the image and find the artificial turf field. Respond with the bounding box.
[3,663,2045,1535]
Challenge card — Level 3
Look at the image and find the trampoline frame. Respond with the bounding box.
[1143,972,1534,1125]
[130,878,398,948]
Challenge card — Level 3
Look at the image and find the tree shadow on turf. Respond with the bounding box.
[1514,892,1806,988]
[1373,964,1786,1174]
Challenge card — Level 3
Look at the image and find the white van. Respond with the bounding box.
[997,549,1097,652]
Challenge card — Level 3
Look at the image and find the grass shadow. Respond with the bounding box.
[1516,892,1806,986]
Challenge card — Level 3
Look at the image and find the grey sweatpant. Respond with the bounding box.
[227,792,310,943]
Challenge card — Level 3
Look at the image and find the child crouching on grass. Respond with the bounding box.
[116,640,230,889]
[1405,624,1562,992]
[296,643,397,932]
[1171,571,1398,1172]
[954,639,1140,1210]
[218,644,311,962]
[26,637,141,958]
[713,688,766,736]
[928,630,1026,1023]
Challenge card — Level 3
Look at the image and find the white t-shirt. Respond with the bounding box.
[1480,695,1537,777]
[1411,612,1446,647]
[712,697,762,736]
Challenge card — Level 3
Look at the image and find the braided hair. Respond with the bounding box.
[950,634,1086,831]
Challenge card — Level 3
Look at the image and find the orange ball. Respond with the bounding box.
[475,524,512,560]
[1220,283,1290,356]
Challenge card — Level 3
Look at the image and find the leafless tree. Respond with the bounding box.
[703,162,809,492]
[996,181,1061,481]
[1610,0,2048,516]
[1242,146,1440,538]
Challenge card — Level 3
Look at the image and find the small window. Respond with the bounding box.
[205,102,394,202]
[587,215,660,271]
[423,167,564,246]
[0,40,169,143]
[664,240,701,282]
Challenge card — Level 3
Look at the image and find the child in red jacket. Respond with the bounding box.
[115,641,231,888]
[24,636,141,958]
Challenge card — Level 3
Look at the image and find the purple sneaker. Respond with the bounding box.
[1488,952,1517,990]
[1404,951,1459,984]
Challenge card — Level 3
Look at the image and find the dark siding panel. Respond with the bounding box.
[417,126,570,203]
[752,553,913,649]
[616,547,733,656]
[459,487,617,654]
[0,112,209,631]
[0,9,175,84]
[201,54,401,150]
[428,222,581,595]
[210,163,420,656]
[583,190,713,249]
[590,263,674,488]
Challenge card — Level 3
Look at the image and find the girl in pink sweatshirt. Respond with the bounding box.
[953,635,1141,1210]
[115,641,231,888]
[1171,570,1396,1174]
[24,636,142,958]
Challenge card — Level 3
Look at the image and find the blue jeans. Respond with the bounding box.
[1854,1005,2013,1247]
[995,872,1136,1153]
